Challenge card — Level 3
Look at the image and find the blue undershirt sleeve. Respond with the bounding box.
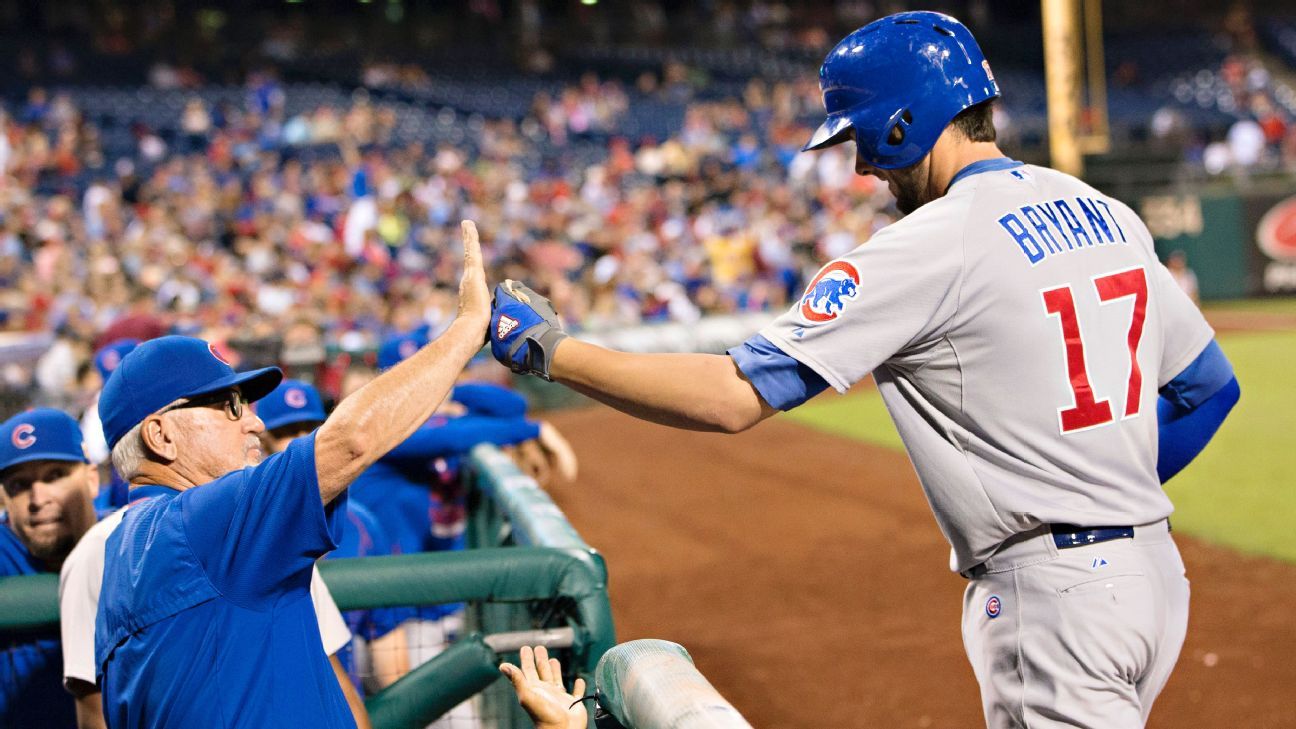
[1156,340,1240,483]
[451,383,529,418]
[727,333,830,411]
[381,416,541,468]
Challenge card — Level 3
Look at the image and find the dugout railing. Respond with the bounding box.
[593,639,753,729]
[0,443,615,729]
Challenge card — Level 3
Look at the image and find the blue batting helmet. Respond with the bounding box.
[803,11,1000,170]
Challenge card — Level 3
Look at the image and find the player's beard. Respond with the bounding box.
[24,527,78,566]
[887,158,931,215]
[18,505,93,568]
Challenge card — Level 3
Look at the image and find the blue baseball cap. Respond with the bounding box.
[376,324,431,371]
[0,408,88,474]
[94,338,140,382]
[256,379,327,432]
[98,336,282,450]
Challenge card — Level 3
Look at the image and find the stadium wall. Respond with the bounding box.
[1139,189,1296,299]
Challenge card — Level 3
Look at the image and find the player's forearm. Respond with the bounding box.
[316,317,486,501]
[73,691,107,729]
[330,654,373,729]
[551,339,772,433]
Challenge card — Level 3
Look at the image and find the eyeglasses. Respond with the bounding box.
[158,390,250,422]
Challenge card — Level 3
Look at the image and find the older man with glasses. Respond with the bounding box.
[92,221,490,729]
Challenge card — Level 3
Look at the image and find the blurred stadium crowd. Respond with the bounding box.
[2,1,1296,420]
[2,2,1296,422]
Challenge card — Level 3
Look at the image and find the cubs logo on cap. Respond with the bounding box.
[208,342,233,366]
[256,379,327,432]
[94,338,140,383]
[284,388,309,409]
[11,424,36,450]
[399,339,418,359]
[985,595,1002,618]
[800,261,861,323]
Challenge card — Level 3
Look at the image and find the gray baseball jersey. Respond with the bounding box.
[759,162,1213,572]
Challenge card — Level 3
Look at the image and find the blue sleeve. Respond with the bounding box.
[451,382,529,417]
[727,333,829,410]
[181,432,347,606]
[381,416,542,468]
[1156,340,1240,483]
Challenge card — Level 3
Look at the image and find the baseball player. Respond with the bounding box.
[488,12,1240,728]
[91,220,489,728]
[0,408,99,729]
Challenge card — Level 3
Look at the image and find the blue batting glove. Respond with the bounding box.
[490,280,568,381]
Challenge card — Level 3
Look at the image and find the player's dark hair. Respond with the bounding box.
[950,99,996,143]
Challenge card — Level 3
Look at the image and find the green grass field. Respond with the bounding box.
[783,317,1296,563]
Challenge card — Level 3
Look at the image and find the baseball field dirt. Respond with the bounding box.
[544,400,1296,728]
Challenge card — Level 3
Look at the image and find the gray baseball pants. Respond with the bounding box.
[961,519,1189,728]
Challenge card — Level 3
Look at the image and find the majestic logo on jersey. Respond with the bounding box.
[1257,195,1296,263]
[799,261,860,323]
[284,388,308,408]
[11,424,36,449]
[497,314,521,339]
[985,595,1002,619]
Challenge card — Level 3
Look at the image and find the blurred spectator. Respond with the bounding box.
[1227,116,1266,171]
[1166,250,1201,305]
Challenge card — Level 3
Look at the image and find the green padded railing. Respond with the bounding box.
[319,548,612,728]
[468,443,597,554]
[0,572,58,629]
[465,443,615,729]
[594,640,753,729]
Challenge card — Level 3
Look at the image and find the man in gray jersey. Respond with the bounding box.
[487,11,1240,729]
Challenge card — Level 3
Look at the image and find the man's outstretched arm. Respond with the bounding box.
[314,221,490,503]
[489,281,796,433]
[552,340,775,433]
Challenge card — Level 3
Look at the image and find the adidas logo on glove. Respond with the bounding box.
[497,315,520,339]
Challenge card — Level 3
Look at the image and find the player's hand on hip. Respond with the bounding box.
[489,279,569,381]
[499,645,588,729]
[456,220,491,335]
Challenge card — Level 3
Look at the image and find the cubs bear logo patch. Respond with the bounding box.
[497,315,520,340]
[985,595,1002,618]
[799,260,861,323]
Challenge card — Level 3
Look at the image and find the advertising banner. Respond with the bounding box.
[1246,193,1296,296]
